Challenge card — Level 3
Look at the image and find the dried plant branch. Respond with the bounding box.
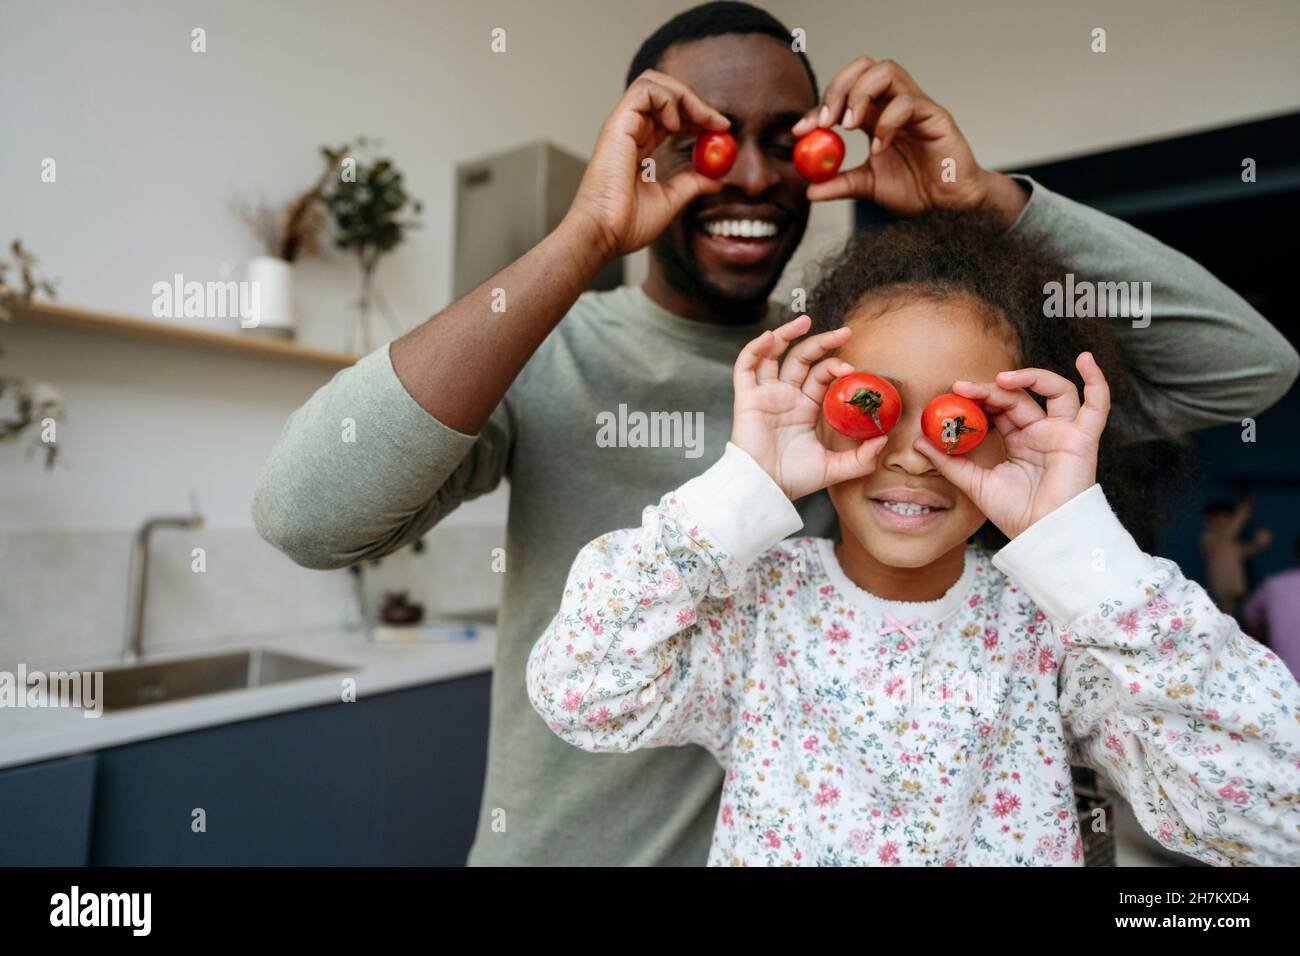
[0,239,59,324]
[0,240,62,468]
[228,195,281,256]
[230,141,357,263]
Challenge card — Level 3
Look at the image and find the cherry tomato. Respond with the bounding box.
[922,394,988,455]
[823,372,902,440]
[794,129,845,183]
[693,132,737,179]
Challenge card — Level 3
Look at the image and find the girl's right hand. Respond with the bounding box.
[730,315,888,500]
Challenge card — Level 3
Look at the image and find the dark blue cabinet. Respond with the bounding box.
[370,674,493,865]
[0,754,96,865]
[0,672,490,866]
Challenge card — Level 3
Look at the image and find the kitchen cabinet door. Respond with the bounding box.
[0,754,96,866]
[88,674,489,865]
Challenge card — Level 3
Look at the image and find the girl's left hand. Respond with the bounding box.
[913,352,1110,540]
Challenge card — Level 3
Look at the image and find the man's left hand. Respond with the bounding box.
[792,57,1028,227]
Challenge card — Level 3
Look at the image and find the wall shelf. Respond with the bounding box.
[13,301,362,370]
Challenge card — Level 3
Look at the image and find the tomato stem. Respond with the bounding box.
[847,387,885,434]
[940,414,980,452]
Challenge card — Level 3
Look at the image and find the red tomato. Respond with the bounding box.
[823,372,901,440]
[922,394,988,455]
[794,129,845,183]
[693,132,737,179]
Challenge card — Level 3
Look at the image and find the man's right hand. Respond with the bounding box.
[388,74,728,437]
[565,69,731,259]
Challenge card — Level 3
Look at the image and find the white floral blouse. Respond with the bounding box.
[526,444,1300,866]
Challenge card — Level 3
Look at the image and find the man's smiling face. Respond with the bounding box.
[648,32,817,318]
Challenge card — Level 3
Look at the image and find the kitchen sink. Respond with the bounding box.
[96,649,347,712]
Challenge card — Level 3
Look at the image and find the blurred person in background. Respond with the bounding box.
[1199,497,1272,618]
[1243,534,1300,677]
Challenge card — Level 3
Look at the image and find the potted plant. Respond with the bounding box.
[319,138,424,353]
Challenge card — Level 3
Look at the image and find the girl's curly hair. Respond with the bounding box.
[804,208,1192,551]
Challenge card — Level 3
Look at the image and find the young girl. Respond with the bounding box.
[526,212,1300,866]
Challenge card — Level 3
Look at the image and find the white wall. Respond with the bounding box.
[7,0,1298,320]
[1,0,1297,650]
[5,0,1299,522]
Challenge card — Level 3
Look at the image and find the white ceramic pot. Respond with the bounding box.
[245,255,295,338]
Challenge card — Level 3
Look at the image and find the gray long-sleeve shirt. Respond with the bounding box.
[252,176,1298,866]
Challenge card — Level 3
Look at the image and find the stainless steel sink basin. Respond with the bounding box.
[97,649,347,712]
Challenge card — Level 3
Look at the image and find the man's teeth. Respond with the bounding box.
[881,500,934,516]
[702,219,778,239]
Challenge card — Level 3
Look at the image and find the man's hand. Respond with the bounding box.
[913,353,1111,540]
[730,315,888,500]
[791,57,1028,227]
[564,69,731,260]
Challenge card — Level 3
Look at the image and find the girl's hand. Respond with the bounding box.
[913,353,1110,540]
[731,315,888,500]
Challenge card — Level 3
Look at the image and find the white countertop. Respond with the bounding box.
[0,625,496,771]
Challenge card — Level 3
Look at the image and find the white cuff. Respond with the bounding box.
[991,484,1158,627]
[674,442,804,568]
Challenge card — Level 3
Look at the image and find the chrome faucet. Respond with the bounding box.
[124,499,204,662]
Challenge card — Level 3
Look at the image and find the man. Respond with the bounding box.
[252,2,1298,865]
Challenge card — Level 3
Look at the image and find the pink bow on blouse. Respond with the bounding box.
[877,612,921,645]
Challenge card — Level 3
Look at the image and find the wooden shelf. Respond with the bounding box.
[13,301,362,370]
